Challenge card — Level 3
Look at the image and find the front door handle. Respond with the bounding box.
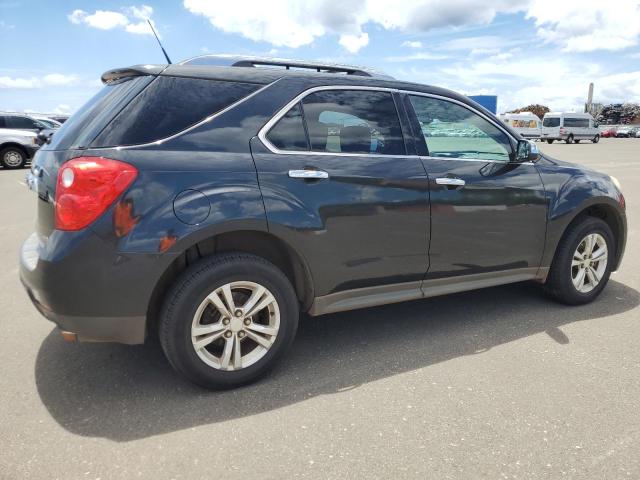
[288,169,329,180]
[435,177,465,187]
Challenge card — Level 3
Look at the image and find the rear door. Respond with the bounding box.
[403,93,547,285]
[251,87,430,298]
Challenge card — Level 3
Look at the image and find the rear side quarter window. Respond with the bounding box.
[92,77,260,147]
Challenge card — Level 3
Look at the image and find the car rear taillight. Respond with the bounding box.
[55,157,137,231]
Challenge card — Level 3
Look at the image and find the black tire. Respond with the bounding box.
[592,135,600,143]
[574,139,580,143]
[547,139,554,144]
[159,253,299,389]
[0,146,27,169]
[544,217,615,305]
[565,135,574,144]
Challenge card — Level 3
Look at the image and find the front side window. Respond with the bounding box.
[301,90,405,155]
[409,95,512,162]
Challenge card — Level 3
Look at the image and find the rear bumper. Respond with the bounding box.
[21,279,145,344]
[20,231,174,344]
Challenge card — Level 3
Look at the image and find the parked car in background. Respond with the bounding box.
[21,58,627,389]
[31,115,62,129]
[541,112,600,144]
[498,112,542,140]
[0,128,39,168]
[47,115,70,124]
[615,126,632,138]
[601,128,617,138]
[0,113,49,133]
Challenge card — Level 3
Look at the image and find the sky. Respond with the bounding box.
[1,0,639,115]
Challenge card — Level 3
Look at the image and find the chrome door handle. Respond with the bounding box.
[288,169,329,179]
[435,177,465,187]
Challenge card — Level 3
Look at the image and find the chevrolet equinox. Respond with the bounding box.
[21,57,627,389]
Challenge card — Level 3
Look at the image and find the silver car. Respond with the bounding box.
[0,128,39,169]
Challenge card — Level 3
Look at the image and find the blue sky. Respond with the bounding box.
[1,0,639,115]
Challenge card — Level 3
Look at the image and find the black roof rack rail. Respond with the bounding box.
[231,58,375,77]
[178,55,394,79]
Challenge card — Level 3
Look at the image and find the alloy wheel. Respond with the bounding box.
[571,233,608,293]
[191,281,280,371]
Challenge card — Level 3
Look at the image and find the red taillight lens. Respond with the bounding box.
[55,157,137,231]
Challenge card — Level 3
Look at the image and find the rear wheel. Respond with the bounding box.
[159,253,299,389]
[545,217,615,305]
[0,146,26,169]
[565,134,574,144]
[547,139,554,144]
[592,135,600,143]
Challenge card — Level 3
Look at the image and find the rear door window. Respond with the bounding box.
[92,77,260,147]
[266,103,309,151]
[300,90,405,155]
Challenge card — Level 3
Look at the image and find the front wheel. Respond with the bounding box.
[159,253,299,389]
[547,139,554,144]
[0,146,27,169]
[544,217,615,305]
[592,135,600,143]
[565,135,574,144]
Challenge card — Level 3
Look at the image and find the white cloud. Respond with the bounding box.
[0,73,82,89]
[526,0,640,52]
[402,40,423,48]
[385,52,449,62]
[53,104,73,115]
[339,33,369,53]
[182,0,640,54]
[68,5,154,35]
[183,0,529,53]
[395,51,639,112]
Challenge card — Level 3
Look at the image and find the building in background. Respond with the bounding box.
[468,95,498,114]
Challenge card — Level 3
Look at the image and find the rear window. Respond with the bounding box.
[543,117,560,127]
[45,76,152,150]
[92,77,260,147]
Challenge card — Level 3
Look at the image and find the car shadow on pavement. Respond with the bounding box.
[35,279,639,442]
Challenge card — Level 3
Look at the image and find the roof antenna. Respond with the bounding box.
[147,19,172,64]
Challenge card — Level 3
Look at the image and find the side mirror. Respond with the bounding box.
[515,139,540,163]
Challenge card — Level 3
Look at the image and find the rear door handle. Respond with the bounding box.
[288,169,329,180]
[435,177,465,187]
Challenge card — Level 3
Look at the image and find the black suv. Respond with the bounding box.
[21,58,627,389]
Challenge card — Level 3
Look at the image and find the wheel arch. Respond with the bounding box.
[146,229,315,336]
[0,142,30,158]
[548,199,625,273]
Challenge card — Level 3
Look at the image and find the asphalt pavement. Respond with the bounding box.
[0,138,638,479]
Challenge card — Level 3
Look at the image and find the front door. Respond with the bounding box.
[404,93,547,285]
[251,88,430,298]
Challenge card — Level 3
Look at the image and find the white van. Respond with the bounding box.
[541,112,600,144]
[498,112,541,140]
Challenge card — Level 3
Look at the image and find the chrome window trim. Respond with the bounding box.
[257,85,519,163]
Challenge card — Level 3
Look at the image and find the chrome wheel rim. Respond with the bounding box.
[4,150,23,167]
[571,233,608,293]
[191,281,280,371]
